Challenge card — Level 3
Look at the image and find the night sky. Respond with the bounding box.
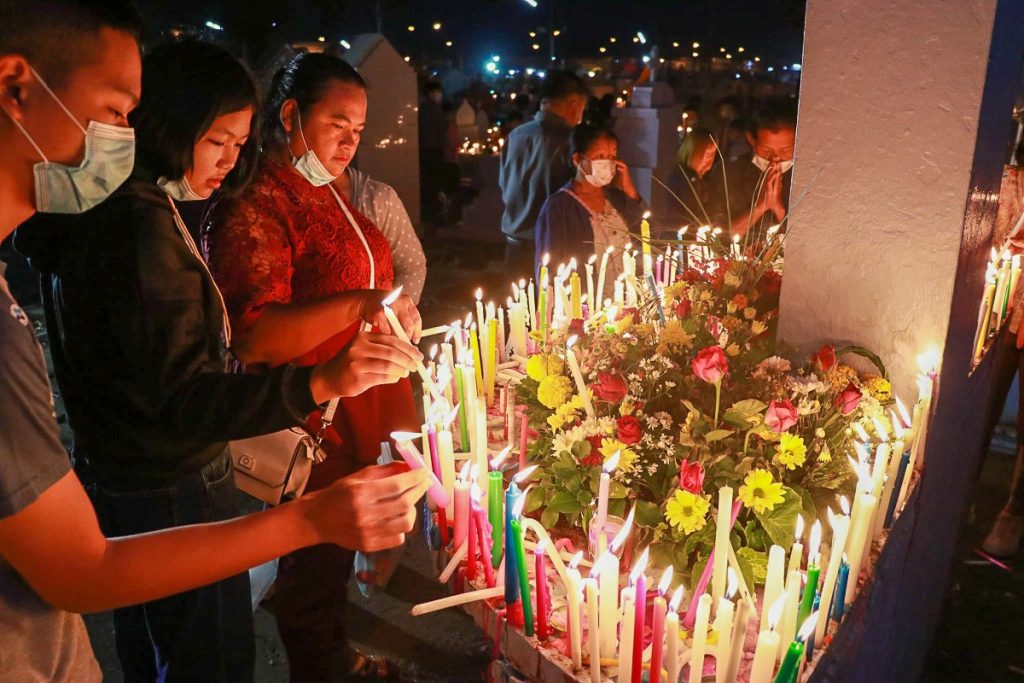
[135,0,805,70]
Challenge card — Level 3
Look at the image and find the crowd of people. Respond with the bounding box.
[0,1,803,681]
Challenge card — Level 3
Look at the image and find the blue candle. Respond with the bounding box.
[884,450,911,527]
[806,593,821,660]
[644,272,667,324]
[832,560,849,621]
[504,482,521,604]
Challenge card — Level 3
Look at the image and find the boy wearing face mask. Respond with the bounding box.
[707,99,797,239]
[534,124,646,301]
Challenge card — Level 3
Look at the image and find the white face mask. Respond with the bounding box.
[582,158,615,187]
[287,108,337,187]
[752,153,794,174]
[158,174,207,201]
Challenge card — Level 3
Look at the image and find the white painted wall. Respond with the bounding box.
[778,0,999,400]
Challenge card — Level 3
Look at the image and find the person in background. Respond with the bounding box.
[343,163,427,303]
[534,124,645,302]
[207,52,421,682]
[669,127,718,229]
[707,98,796,238]
[0,6,427,682]
[723,117,753,161]
[418,80,447,227]
[500,69,590,280]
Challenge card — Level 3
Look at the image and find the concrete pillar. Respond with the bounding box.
[781,1,1024,681]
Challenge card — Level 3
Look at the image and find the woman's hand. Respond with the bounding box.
[361,291,422,343]
[309,330,422,401]
[612,159,640,200]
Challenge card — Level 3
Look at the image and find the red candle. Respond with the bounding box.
[630,549,650,683]
[518,406,529,469]
[466,496,478,582]
[474,504,496,587]
[535,540,552,640]
[649,566,674,683]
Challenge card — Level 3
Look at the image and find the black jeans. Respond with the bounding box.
[89,450,254,683]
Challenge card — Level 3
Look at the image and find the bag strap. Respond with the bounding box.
[326,183,376,289]
[164,195,340,442]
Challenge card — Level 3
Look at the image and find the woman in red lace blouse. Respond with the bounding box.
[206,54,420,681]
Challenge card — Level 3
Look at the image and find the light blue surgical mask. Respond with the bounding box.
[2,66,135,214]
[158,174,207,201]
[288,109,336,187]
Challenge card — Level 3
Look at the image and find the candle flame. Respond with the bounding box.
[795,515,805,541]
[566,334,579,349]
[678,226,688,237]
[464,313,473,328]
[589,552,608,579]
[512,488,528,518]
[429,344,439,361]
[603,450,621,474]
[588,254,597,265]
[610,506,636,552]
[642,210,651,220]
[459,460,471,480]
[917,345,941,375]
[853,441,869,465]
[768,593,787,630]
[444,404,459,428]
[840,495,850,516]
[658,565,674,595]
[490,445,512,469]
[732,234,741,244]
[896,397,912,428]
[475,287,483,301]
[669,585,686,612]
[535,537,548,553]
[543,253,550,266]
[390,430,421,443]
[515,464,539,483]
[797,611,819,642]
[726,567,738,599]
[871,416,889,442]
[568,257,577,270]
[469,463,479,483]
[507,296,514,307]
[605,245,615,254]
[629,548,650,584]
[568,551,584,572]
[470,482,483,503]
[889,410,905,440]
[381,286,404,307]
[852,422,870,443]
[809,520,822,564]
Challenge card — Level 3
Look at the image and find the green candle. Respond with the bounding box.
[797,564,819,630]
[510,517,534,636]
[773,639,804,683]
[488,470,504,568]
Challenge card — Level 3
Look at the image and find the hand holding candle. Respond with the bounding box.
[390,432,451,508]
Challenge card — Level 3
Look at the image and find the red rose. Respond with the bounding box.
[765,399,799,433]
[760,269,783,295]
[834,382,862,415]
[692,346,728,384]
[593,372,628,403]
[582,435,604,466]
[567,318,586,339]
[676,299,692,318]
[678,459,705,494]
[616,416,643,445]
[813,345,837,372]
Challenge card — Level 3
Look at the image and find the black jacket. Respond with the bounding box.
[15,173,318,486]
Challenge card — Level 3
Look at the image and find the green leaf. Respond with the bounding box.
[682,400,702,418]
[540,507,560,529]
[723,399,767,428]
[635,500,664,528]
[835,345,887,378]
[705,429,733,443]
[609,481,629,499]
[754,486,803,548]
[547,491,580,514]
[733,550,756,592]
[736,547,769,586]
[524,487,546,513]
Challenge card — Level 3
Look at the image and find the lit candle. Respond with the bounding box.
[844,458,878,605]
[750,595,786,683]
[797,521,822,631]
[567,552,584,671]
[565,335,596,418]
[617,586,635,683]
[832,556,850,621]
[779,569,801,662]
[761,544,786,632]
[475,287,486,338]
[666,586,685,683]
[713,569,737,683]
[688,593,713,683]
[510,490,533,636]
[973,257,998,358]
[773,612,818,683]
[649,565,673,683]
[586,572,601,682]
[380,288,443,403]
[474,398,489,504]
[488,448,508,569]
[613,275,625,306]
[815,500,850,645]
[538,274,549,339]
[788,515,805,579]
[389,432,451,509]
[600,507,634,658]
[473,494,496,588]
[466,485,479,581]
[585,254,596,319]
[629,549,649,683]
[535,538,552,639]
[594,450,620,538]
[469,323,484,396]
[439,407,458,521]
[597,245,613,305]
[876,412,905,537]
[712,486,734,608]
[640,211,653,277]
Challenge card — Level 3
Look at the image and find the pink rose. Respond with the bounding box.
[593,372,628,403]
[679,460,705,494]
[616,416,643,445]
[813,345,837,372]
[834,382,862,415]
[692,346,729,384]
[765,399,799,433]
[676,298,692,318]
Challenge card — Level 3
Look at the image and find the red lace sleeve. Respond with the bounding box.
[206,180,295,334]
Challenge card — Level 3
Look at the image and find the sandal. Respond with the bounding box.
[981,508,1024,558]
[342,650,401,681]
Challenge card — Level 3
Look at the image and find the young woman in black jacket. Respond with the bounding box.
[14,37,423,682]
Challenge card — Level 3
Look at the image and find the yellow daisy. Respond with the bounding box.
[537,375,573,409]
[666,490,710,534]
[776,432,808,470]
[525,354,565,382]
[738,469,786,514]
[599,438,638,471]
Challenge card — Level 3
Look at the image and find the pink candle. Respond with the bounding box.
[466,497,478,581]
[518,406,529,469]
[474,504,496,587]
[684,499,742,629]
[535,541,552,640]
[630,549,650,683]
[426,425,449,546]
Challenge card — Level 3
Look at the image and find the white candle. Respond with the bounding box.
[688,593,713,683]
[594,451,619,536]
[410,585,505,616]
[666,587,685,683]
[750,595,785,683]
[845,460,878,604]
[381,291,443,403]
[597,246,613,306]
[788,515,805,578]
[475,288,486,337]
[474,398,489,509]
[527,279,537,330]
[714,597,735,683]
[816,501,850,645]
[599,508,633,660]
[567,554,584,671]
[613,276,625,306]
[723,595,752,683]
[779,569,801,661]
[617,587,635,683]
[585,255,596,319]
[566,335,596,418]
[586,577,601,683]
[712,486,734,608]
[761,544,786,632]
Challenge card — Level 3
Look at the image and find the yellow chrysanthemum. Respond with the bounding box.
[599,438,637,471]
[664,281,687,300]
[547,414,567,430]
[615,316,634,335]
[526,354,565,382]
[738,469,786,514]
[824,365,859,391]
[537,375,573,409]
[776,433,808,470]
[656,320,694,355]
[863,375,893,403]
[634,322,656,341]
[665,490,710,534]
[619,399,637,417]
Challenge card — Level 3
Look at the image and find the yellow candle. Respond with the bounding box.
[845,465,878,605]
[469,323,484,396]
[788,515,805,578]
[438,425,457,519]
[641,211,652,277]
[750,595,785,683]
[485,318,498,406]
[714,597,734,683]
[973,265,997,359]
[570,271,583,320]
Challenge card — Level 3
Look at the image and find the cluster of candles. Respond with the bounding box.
[973,248,1022,362]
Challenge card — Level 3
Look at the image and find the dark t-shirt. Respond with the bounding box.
[0,269,100,681]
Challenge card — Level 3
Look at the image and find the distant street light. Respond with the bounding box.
[204,20,223,31]
[433,21,442,30]
[522,0,538,6]
[340,39,351,49]
[637,31,647,44]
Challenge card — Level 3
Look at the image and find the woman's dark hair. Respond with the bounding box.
[262,52,367,147]
[130,37,259,192]
[570,123,618,158]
